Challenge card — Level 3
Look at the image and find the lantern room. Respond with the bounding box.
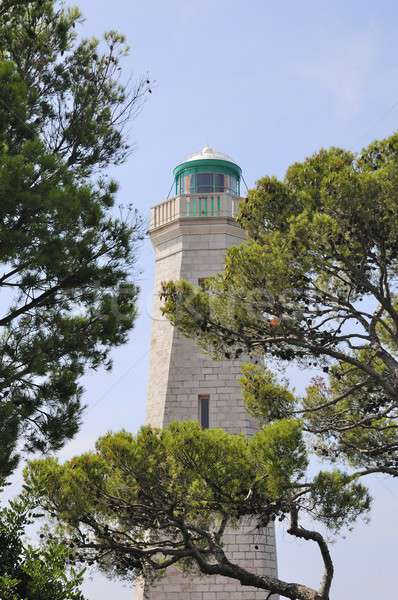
[173,146,241,197]
[150,146,243,230]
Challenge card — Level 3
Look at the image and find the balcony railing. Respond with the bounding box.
[150,193,243,230]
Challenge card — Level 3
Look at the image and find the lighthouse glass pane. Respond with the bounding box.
[177,169,240,196]
[196,173,213,193]
[199,395,210,429]
[214,173,224,192]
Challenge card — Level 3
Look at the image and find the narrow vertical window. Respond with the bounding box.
[199,395,210,429]
[198,277,207,289]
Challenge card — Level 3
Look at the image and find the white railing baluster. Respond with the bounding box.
[149,194,243,229]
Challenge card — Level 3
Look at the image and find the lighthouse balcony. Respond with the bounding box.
[150,193,243,231]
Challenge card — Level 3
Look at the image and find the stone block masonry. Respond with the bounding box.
[137,203,278,599]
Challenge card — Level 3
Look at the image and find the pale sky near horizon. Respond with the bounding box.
[7,1,398,598]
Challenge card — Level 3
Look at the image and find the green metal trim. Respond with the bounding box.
[173,158,241,178]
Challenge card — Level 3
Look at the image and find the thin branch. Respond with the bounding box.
[288,506,333,599]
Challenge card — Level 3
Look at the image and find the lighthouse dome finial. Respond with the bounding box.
[184,146,237,165]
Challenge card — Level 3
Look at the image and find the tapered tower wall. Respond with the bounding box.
[138,150,278,599]
[147,217,256,433]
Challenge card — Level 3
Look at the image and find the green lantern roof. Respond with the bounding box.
[173,146,242,178]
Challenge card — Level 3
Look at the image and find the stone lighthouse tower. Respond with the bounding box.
[139,147,278,599]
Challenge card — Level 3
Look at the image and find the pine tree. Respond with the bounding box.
[0,0,150,482]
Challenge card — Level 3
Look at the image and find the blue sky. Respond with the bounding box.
[11,0,398,598]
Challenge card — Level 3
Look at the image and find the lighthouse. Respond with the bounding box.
[138,147,278,599]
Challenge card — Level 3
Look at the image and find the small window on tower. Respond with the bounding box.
[198,395,210,429]
[198,277,208,289]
